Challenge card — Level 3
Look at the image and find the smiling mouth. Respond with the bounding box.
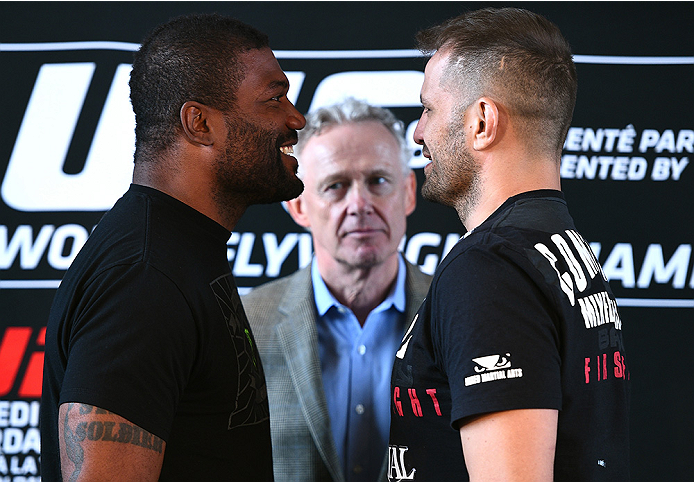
[279,145,295,156]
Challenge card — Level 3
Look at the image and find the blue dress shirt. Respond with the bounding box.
[312,256,407,482]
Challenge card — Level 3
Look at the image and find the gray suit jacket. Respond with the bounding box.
[243,259,432,482]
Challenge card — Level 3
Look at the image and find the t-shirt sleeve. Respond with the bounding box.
[59,263,197,441]
[432,244,563,428]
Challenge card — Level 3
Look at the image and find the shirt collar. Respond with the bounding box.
[312,255,407,317]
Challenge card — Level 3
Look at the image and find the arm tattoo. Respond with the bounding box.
[63,403,84,482]
[63,403,165,479]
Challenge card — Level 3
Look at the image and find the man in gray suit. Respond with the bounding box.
[243,98,431,482]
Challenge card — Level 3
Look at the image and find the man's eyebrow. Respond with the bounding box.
[315,174,343,191]
[367,167,393,178]
[320,167,392,185]
[266,79,290,91]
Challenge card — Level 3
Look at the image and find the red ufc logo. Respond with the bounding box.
[0,327,45,398]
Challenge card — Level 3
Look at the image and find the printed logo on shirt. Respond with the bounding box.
[584,325,629,384]
[465,353,524,386]
[584,349,629,384]
[392,387,443,418]
[533,229,602,306]
[387,445,416,481]
[533,229,623,332]
[210,274,270,429]
[396,313,419,359]
[473,353,511,372]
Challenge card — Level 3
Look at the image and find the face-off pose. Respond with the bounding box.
[41,13,305,481]
[243,98,431,482]
[388,7,630,481]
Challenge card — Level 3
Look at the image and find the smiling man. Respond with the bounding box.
[243,98,431,482]
[40,14,305,481]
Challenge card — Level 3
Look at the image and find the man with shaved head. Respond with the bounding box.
[42,13,305,481]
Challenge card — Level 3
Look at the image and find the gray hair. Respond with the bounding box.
[296,98,411,174]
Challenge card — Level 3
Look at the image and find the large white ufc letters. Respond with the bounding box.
[2,61,424,213]
[2,63,135,211]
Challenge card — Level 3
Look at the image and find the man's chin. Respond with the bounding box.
[341,248,388,270]
[421,176,453,206]
[271,175,305,203]
[244,174,304,206]
[280,177,305,202]
[421,180,441,204]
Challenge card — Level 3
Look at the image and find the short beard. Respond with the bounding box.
[421,119,481,223]
[215,115,304,208]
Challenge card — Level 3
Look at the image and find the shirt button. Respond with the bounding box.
[358,344,366,355]
[353,465,363,474]
[355,404,365,415]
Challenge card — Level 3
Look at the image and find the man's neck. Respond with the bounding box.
[460,158,561,231]
[316,253,400,326]
[133,167,247,232]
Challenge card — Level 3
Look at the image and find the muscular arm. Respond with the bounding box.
[59,403,166,481]
[459,408,558,482]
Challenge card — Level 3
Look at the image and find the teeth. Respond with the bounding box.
[280,145,294,155]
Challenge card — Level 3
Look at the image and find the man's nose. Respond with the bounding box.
[286,100,306,130]
[413,115,425,146]
[346,183,374,215]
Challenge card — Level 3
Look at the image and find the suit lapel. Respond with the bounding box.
[275,268,345,482]
[404,259,430,332]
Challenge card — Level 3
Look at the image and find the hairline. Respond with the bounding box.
[295,100,412,175]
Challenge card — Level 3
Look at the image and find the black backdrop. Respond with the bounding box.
[1,2,692,480]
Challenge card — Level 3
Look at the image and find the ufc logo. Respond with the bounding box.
[0,327,45,398]
[2,55,426,212]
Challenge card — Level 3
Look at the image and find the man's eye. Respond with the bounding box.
[371,176,387,185]
[327,182,344,190]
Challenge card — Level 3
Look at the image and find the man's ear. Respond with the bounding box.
[285,196,312,229]
[471,97,499,151]
[180,101,220,146]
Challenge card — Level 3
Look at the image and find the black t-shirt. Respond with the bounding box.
[388,190,630,481]
[41,184,272,481]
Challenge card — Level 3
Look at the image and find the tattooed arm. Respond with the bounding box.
[58,403,166,481]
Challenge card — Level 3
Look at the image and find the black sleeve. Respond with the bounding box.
[60,262,198,441]
[432,245,563,428]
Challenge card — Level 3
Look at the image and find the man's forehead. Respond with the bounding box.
[309,123,400,155]
[422,50,462,102]
[424,50,453,84]
[307,147,404,181]
[238,48,289,88]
